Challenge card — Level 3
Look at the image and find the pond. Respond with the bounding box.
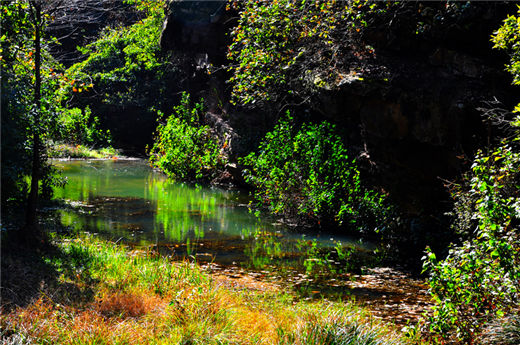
[52,159,430,325]
[52,159,369,270]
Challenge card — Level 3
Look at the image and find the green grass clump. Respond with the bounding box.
[480,315,520,345]
[1,235,410,345]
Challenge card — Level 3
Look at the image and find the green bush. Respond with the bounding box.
[227,0,399,106]
[148,93,224,181]
[53,106,111,146]
[240,113,387,230]
[423,142,520,343]
[492,6,520,115]
[422,9,520,343]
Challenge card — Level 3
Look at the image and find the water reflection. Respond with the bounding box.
[53,159,370,272]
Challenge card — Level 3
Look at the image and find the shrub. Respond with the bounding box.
[227,0,388,106]
[53,106,111,146]
[240,113,388,230]
[148,92,224,181]
[423,141,520,343]
[422,9,520,343]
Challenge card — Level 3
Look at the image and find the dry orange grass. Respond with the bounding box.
[96,289,165,318]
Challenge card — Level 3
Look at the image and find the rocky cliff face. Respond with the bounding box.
[160,1,518,250]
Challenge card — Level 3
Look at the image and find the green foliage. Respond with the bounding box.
[149,93,224,181]
[1,1,59,206]
[1,1,114,208]
[492,6,520,114]
[422,137,520,343]
[62,1,177,122]
[227,0,390,105]
[422,10,520,343]
[53,106,111,146]
[241,113,388,230]
[423,144,520,343]
[492,6,520,87]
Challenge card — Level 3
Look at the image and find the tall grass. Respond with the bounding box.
[1,235,410,345]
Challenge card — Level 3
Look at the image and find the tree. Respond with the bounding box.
[1,0,63,240]
[24,0,44,238]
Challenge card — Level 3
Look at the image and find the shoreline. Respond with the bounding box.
[0,234,414,344]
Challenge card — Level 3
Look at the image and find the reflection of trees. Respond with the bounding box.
[146,176,229,242]
[54,161,369,275]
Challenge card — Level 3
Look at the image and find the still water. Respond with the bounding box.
[53,159,369,271]
[52,159,430,325]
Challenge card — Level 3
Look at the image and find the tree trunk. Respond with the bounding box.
[24,0,42,240]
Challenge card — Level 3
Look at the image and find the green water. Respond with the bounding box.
[53,159,371,271]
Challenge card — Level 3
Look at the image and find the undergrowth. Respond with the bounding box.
[241,113,389,231]
[148,92,225,181]
[48,144,119,159]
[1,235,410,345]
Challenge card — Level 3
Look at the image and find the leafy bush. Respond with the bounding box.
[240,113,388,230]
[148,93,224,181]
[53,106,111,146]
[492,6,520,114]
[227,0,387,106]
[423,141,520,343]
[422,9,520,343]
[492,6,520,87]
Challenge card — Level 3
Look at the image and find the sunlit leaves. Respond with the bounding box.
[492,6,520,86]
[240,113,388,230]
[423,146,520,342]
[62,1,169,109]
[227,0,388,106]
[148,93,224,181]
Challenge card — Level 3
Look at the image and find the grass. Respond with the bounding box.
[1,235,412,345]
[48,143,119,159]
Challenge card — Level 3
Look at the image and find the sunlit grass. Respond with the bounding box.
[1,235,411,344]
[48,143,119,159]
